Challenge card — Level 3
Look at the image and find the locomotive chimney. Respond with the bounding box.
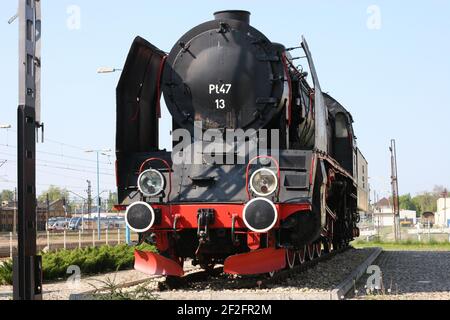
[214,10,251,24]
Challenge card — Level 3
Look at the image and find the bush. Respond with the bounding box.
[0,243,156,285]
[0,260,13,285]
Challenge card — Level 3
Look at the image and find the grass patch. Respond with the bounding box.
[89,277,157,301]
[352,239,450,251]
[0,243,156,286]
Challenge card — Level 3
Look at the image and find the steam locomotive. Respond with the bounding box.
[115,10,369,277]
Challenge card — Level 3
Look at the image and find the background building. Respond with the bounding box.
[373,197,417,227]
[0,198,68,232]
[356,149,369,215]
[436,197,450,227]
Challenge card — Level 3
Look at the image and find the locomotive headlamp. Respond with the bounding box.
[125,202,155,233]
[249,168,278,197]
[138,169,165,197]
[243,198,278,233]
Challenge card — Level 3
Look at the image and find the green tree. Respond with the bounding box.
[37,186,70,206]
[412,192,438,215]
[396,186,448,217]
[107,191,118,212]
[0,190,14,203]
[399,194,417,211]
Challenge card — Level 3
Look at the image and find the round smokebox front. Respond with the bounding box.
[163,12,285,132]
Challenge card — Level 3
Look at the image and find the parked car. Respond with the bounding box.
[47,218,69,231]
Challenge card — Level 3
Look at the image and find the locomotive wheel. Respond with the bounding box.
[323,240,332,254]
[286,249,296,269]
[298,247,306,264]
[315,243,322,258]
[307,244,315,261]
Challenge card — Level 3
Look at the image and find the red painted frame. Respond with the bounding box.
[149,202,311,230]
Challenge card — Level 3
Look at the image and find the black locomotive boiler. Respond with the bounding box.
[115,10,368,276]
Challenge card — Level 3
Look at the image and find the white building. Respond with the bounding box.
[372,198,417,227]
[356,150,369,214]
[436,198,450,227]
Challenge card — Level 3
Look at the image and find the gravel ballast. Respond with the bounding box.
[352,251,450,300]
[0,248,384,300]
[86,248,377,300]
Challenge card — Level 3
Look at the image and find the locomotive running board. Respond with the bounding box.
[224,248,287,275]
[134,250,184,277]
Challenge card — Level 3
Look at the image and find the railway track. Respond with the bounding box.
[158,246,351,292]
[67,245,357,300]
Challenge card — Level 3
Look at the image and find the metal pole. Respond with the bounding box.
[81,201,84,232]
[13,188,17,235]
[376,213,380,240]
[10,232,13,259]
[390,140,400,241]
[97,152,101,240]
[87,180,92,217]
[126,226,131,245]
[13,0,43,300]
[394,143,401,241]
[63,230,66,250]
[46,194,49,232]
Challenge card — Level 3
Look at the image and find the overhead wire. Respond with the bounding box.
[0,154,115,177]
[1,129,117,193]
[0,143,113,165]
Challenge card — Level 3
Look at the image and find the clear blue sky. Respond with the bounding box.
[1,0,449,201]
